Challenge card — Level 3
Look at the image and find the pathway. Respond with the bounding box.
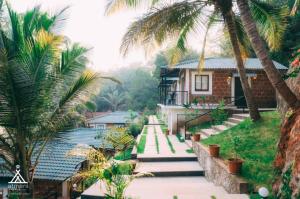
[127,115,249,199]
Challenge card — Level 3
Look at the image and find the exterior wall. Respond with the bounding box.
[189,70,232,104]
[88,123,126,129]
[34,180,63,198]
[250,71,276,108]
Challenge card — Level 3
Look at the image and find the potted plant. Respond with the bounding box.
[191,131,201,142]
[209,144,220,158]
[228,136,243,174]
[166,129,170,135]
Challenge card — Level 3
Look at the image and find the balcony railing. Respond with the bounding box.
[160,91,189,106]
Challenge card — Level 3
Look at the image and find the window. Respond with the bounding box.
[195,75,209,91]
[96,124,106,129]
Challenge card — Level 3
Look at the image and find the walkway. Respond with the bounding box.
[127,115,249,199]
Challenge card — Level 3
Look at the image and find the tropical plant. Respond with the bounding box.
[0,5,106,195]
[211,100,228,125]
[101,88,127,111]
[106,0,289,121]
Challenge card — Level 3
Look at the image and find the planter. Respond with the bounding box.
[166,129,170,135]
[193,134,201,142]
[228,158,243,175]
[209,144,220,158]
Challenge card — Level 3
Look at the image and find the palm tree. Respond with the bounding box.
[236,0,299,110]
[0,5,104,195]
[102,89,127,111]
[106,0,288,121]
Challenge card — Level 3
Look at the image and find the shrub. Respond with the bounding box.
[127,123,142,137]
[211,100,228,125]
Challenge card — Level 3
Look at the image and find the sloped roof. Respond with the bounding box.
[0,128,112,181]
[160,58,287,70]
[87,111,138,124]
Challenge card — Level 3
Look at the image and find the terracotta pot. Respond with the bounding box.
[209,144,220,158]
[166,129,170,135]
[228,158,243,175]
[193,134,201,142]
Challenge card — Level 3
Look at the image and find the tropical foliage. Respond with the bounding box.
[0,4,103,191]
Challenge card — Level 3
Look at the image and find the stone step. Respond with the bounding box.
[228,117,244,124]
[137,155,198,162]
[200,128,218,137]
[134,161,204,177]
[212,125,228,132]
[232,114,249,120]
[224,121,237,128]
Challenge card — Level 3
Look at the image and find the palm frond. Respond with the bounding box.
[120,0,205,56]
[291,0,299,16]
[249,0,289,51]
[105,0,159,15]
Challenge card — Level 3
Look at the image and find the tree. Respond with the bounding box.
[106,0,288,121]
[236,0,300,196]
[0,5,103,196]
[102,88,127,111]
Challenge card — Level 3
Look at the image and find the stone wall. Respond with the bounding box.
[192,141,249,194]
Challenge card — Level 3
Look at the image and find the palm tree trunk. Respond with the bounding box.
[236,0,300,110]
[223,10,261,121]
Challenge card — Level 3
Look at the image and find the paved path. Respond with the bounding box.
[130,115,249,199]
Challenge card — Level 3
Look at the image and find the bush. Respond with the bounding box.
[211,100,228,125]
[127,123,142,137]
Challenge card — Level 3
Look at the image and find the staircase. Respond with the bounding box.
[199,113,249,138]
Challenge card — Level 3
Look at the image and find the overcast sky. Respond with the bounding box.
[8,0,222,72]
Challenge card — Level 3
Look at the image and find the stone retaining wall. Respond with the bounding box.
[192,141,249,194]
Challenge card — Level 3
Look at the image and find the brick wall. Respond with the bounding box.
[188,70,277,108]
[34,180,62,198]
[251,71,276,108]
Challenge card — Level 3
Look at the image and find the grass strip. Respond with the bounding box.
[176,133,185,143]
[137,126,148,154]
[154,128,160,154]
[185,148,193,153]
[165,135,175,153]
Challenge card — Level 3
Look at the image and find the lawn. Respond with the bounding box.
[201,111,281,191]
[137,126,148,154]
[188,121,212,133]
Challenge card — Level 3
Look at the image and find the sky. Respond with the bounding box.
[8,0,222,72]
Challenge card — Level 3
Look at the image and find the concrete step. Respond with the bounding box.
[137,155,198,162]
[200,128,218,137]
[228,117,244,124]
[134,161,204,177]
[212,125,228,132]
[224,121,237,128]
[232,114,249,120]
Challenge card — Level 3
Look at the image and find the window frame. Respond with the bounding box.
[194,74,209,92]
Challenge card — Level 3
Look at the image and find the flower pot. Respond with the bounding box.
[209,144,220,158]
[166,129,170,135]
[228,158,243,175]
[193,134,201,142]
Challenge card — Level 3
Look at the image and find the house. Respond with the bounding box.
[86,111,138,129]
[0,128,111,199]
[158,58,287,134]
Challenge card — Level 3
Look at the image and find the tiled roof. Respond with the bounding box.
[87,111,138,124]
[0,128,112,181]
[56,128,112,148]
[160,58,287,70]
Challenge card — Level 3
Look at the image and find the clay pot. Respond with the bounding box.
[166,129,170,135]
[209,144,220,158]
[228,158,243,175]
[193,134,201,142]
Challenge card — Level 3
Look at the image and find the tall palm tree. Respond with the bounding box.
[0,5,104,195]
[106,0,288,121]
[236,0,299,110]
[102,89,127,111]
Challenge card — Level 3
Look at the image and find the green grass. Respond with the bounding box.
[154,128,160,154]
[186,148,194,153]
[188,121,212,133]
[201,111,280,191]
[165,135,175,153]
[114,148,133,160]
[137,126,148,154]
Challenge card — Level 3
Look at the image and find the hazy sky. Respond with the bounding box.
[8,0,222,72]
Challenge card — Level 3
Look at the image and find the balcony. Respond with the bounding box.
[159,90,189,106]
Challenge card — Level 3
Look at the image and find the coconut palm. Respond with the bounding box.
[0,5,105,195]
[106,0,288,121]
[236,0,299,110]
[102,89,127,111]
